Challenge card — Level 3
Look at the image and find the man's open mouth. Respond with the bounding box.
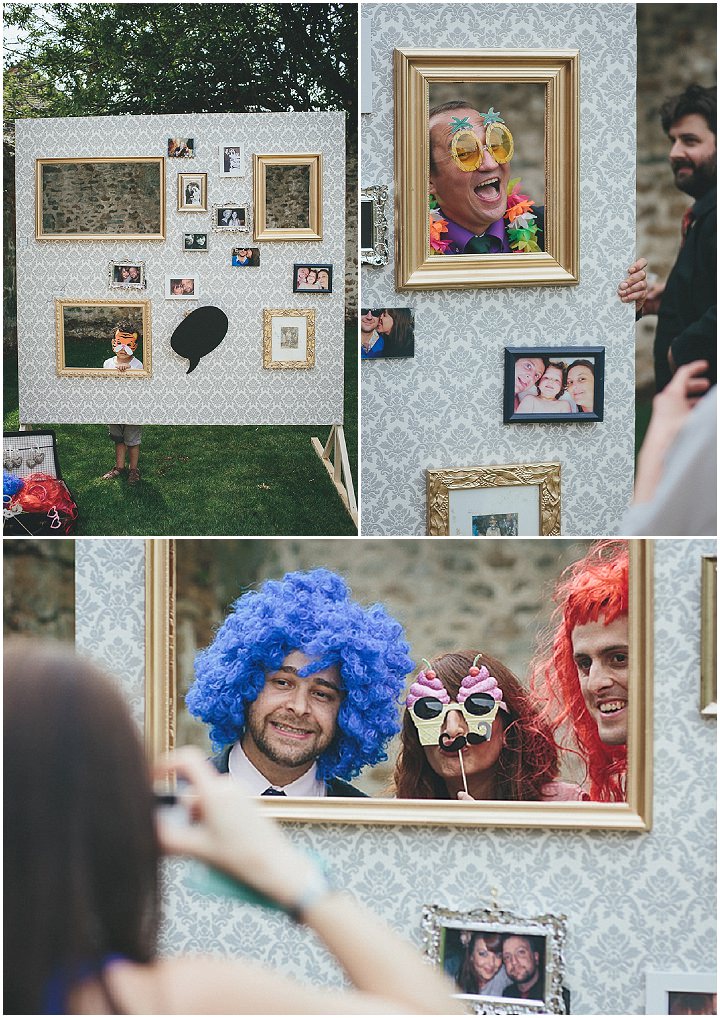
[270,720,313,739]
[474,176,501,203]
[598,700,626,715]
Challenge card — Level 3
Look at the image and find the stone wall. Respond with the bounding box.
[635,3,716,394]
[39,160,163,236]
[3,539,75,641]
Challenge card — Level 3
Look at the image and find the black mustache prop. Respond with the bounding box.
[438,731,486,752]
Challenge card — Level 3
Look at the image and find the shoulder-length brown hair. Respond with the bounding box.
[457,931,504,995]
[4,640,159,1014]
[393,650,559,800]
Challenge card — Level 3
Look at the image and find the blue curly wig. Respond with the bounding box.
[186,568,413,781]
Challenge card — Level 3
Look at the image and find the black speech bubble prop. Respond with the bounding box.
[170,306,229,373]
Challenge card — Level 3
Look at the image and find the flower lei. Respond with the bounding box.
[429,177,542,254]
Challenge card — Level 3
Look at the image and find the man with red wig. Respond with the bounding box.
[530,541,629,802]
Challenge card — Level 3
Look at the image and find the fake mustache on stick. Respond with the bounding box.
[439,731,487,752]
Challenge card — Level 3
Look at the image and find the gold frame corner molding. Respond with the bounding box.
[393,47,579,290]
[253,153,323,242]
[142,538,653,831]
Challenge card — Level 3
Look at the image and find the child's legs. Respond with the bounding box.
[124,425,142,471]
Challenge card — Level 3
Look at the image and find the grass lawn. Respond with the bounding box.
[3,325,358,536]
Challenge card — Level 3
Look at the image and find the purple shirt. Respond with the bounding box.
[438,212,510,254]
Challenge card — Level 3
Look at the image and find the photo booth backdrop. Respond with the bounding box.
[14,112,345,425]
[361,3,637,536]
[74,538,716,1016]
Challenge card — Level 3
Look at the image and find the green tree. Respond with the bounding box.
[3,3,357,120]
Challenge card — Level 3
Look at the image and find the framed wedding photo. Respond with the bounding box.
[219,142,244,176]
[177,172,208,212]
[504,347,605,422]
[393,48,579,290]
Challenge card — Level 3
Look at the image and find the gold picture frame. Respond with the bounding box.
[253,153,323,241]
[55,298,152,378]
[36,157,165,241]
[426,462,561,536]
[700,555,717,716]
[262,309,315,370]
[393,48,579,290]
[144,538,653,830]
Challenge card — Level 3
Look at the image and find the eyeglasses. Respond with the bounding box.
[450,122,514,172]
[408,693,500,746]
[361,309,383,317]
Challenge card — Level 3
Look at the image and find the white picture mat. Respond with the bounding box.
[449,484,541,536]
[272,315,308,361]
[15,111,344,425]
[645,971,717,1014]
[218,142,245,176]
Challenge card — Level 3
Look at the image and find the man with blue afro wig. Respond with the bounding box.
[186,568,413,797]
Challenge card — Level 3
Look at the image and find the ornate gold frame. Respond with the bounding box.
[253,153,323,241]
[426,462,561,536]
[143,538,653,830]
[55,298,152,378]
[262,309,316,370]
[700,555,717,716]
[36,156,165,241]
[393,48,579,289]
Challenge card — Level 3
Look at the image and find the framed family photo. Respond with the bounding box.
[253,153,322,241]
[504,347,605,422]
[108,261,146,290]
[165,275,199,299]
[36,157,165,241]
[212,203,249,232]
[262,309,315,370]
[219,143,244,176]
[177,172,207,211]
[361,185,390,265]
[55,298,151,378]
[426,462,561,536]
[422,904,568,1015]
[183,232,208,252]
[393,49,579,290]
[293,263,332,293]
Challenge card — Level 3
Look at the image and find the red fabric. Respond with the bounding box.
[12,473,78,533]
[680,207,695,246]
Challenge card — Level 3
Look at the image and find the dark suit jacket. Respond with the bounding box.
[210,744,368,797]
[654,186,716,391]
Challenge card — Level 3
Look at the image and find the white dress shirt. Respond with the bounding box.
[227,741,327,797]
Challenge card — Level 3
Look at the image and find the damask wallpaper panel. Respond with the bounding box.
[360,3,637,537]
[74,538,716,1015]
[15,112,344,425]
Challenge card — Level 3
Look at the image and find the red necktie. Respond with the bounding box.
[680,207,695,247]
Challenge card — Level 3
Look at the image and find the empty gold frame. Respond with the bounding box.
[144,538,653,830]
[253,153,323,241]
[36,157,165,241]
[394,48,579,289]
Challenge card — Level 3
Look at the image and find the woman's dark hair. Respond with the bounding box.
[381,308,415,358]
[660,84,716,135]
[457,932,504,994]
[4,641,159,1014]
[393,650,559,800]
[567,358,595,377]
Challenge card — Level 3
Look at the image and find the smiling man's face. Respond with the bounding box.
[429,107,511,236]
[571,614,629,745]
[242,650,343,783]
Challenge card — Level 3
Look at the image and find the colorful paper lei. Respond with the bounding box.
[505,177,542,253]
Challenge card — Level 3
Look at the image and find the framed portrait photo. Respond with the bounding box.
[504,347,605,422]
[36,157,165,241]
[253,153,322,241]
[167,137,194,158]
[177,172,207,212]
[212,203,250,233]
[361,307,414,359]
[108,260,146,290]
[231,247,260,267]
[165,274,199,300]
[262,309,315,370]
[55,298,151,378]
[645,971,717,1015]
[293,263,332,293]
[426,462,561,536]
[361,185,390,265]
[423,904,568,1015]
[394,49,579,290]
[219,143,244,176]
[183,232,208,252]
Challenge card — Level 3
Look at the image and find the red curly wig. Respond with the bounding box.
[530,540,629,802]
[393,650,559,800]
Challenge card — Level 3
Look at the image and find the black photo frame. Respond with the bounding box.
[292,263,333,293]
[504,346,605,423]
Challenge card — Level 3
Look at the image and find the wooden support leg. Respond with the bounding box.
[311,424,358,528]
